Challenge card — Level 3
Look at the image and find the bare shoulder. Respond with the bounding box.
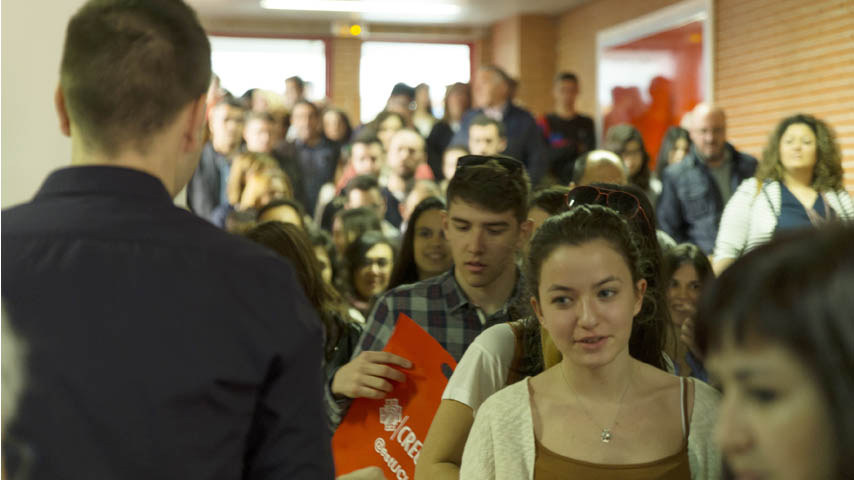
[634,361,693,415]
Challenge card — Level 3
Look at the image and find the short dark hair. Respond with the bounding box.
[446,155,530,223]
[696,225,854,476]
[555,72,579,84]
[335,207,382,241]
[351,129,382,148]
[286,75,305,90]
[60,0,211,155]
[345,175,381,196]
[528,186,571,216]
[390,83,416,101]
[469,114,507,139]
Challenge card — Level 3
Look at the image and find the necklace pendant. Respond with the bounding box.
[601,428,612,443]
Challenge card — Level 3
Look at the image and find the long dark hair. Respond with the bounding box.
[342,230,396,301]
[245,221,352,361]
[656,126,691,177]
[389,196,446,289]
[604,124,652,193]
[696,225,854,477]
[527,205,664,369]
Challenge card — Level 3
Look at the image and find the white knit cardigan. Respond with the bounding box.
[459,378,722,480]
[714,178,854,261]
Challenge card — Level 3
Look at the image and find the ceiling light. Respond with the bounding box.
[260,0,461,16]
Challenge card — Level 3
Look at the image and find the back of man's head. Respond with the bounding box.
[60,0,211,156]
[447,155,530,224]
[571,150,627,186]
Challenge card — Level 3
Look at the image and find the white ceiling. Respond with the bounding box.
[187,0,591,26]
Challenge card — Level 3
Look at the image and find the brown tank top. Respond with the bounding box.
[533,378,693,480]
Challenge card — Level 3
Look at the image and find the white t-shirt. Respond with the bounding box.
[441,323,516,415]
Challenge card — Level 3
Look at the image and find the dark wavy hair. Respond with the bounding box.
[388,196,446,289]
[604,124,652,193]
[342,230,396,301]
[527,205,664,369]
[245,221,351,361]
[696,225,854,477]
[662,243,713,288]
[308,226,342,286]
[755,113,844,191]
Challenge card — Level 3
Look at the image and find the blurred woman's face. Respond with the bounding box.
[354,243,394,300]
[446,89,469,120]
[413,209,451,280]
[323,111,347,142]
[707,340,835,480]
[621,140,645,176]
[377,115,404,151]
[314,246,333,285]
[779,123,817,176]
[669,137,690,165]
[667,263,701,327]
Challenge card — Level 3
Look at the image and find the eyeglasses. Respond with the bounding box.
[456,154,524,173]
[565,185,654,233]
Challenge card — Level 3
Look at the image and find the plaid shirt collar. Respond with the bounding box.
[439,267,526,320]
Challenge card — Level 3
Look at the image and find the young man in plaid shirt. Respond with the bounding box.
[327,155,533,427]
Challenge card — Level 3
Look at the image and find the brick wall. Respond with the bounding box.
[554,0,854,192]
[518,15,557,116]
[556,0,683,118]
[715,0,854,193]
[329,37,362,125]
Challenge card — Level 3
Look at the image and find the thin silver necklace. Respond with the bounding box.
[560,362,634,444]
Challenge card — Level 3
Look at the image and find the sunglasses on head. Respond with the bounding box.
[456,154,524,174]
[565,185,654,233]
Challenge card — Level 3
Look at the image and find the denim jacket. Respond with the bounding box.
[657,143,757,253]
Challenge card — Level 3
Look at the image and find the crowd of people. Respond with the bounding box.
[3,0,853,479]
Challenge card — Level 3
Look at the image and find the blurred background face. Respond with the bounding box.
[377,115,404,151]
[446,86,470,121]
[620,140,644,176]
[354,243,394,300]
[707,341,835,480]
[387,131,424,179]
[779,123,817,175]
[347,188,385,218]
[210,104,245,154]
[692,108,727,160]
[323,111,348,142]
[243,118,275,153]
[669,137,690,165]
[554,79,579,111]
[291,103,318,142]
[468,124,506,156]
[413,209,451,278]
[474,69,508,109]
[313,246,333,284]
[350,142,383,177]
[667,263,701,327]
[284,79,303,108]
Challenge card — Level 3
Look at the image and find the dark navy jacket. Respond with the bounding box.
[2,166,333,480]
[451,103,548,184]
[657,143,757,253]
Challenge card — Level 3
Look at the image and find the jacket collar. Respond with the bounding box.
[35,165,173,205]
